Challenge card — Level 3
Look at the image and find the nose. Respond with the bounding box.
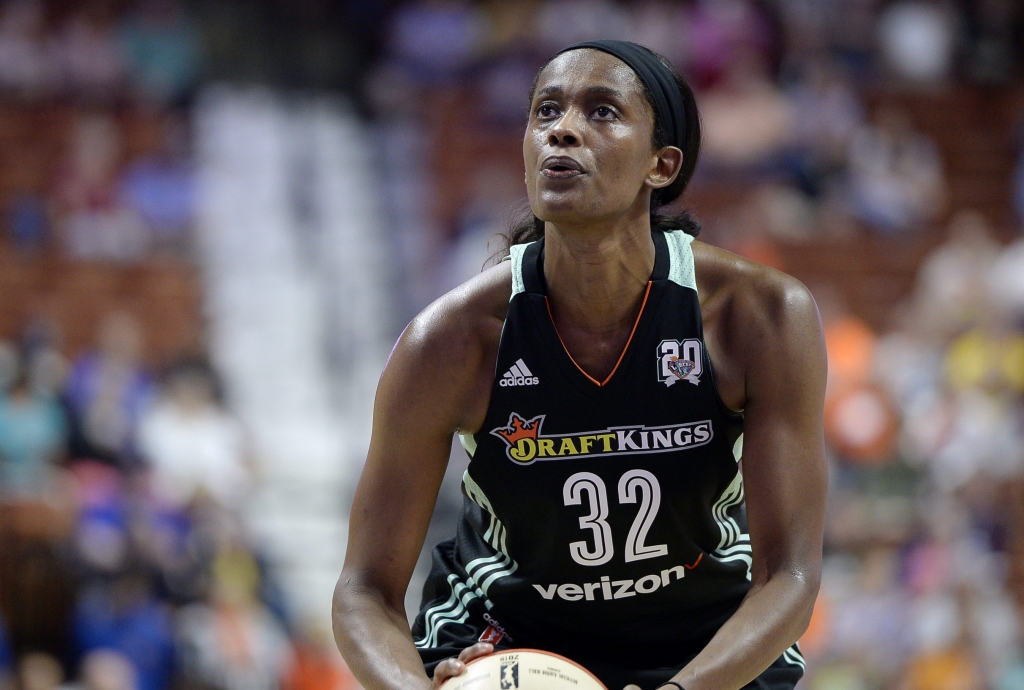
[547,109,582,147]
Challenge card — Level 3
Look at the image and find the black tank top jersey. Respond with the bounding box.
[413,231,806,683]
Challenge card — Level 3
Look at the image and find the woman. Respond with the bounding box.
[333,40,827,690]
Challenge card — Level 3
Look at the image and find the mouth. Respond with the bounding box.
[541,156,585,180]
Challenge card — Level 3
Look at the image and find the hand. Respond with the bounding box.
[431,643,495,690]
[623,685,641,690]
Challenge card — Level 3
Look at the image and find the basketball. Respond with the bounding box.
[438,650,607,690]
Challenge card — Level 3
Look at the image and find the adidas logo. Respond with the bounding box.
[500,359,539,387]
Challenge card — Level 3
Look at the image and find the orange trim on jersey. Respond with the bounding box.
[684,553,703,570]
[545,281,652,387]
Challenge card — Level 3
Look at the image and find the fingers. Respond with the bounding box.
[458,642,494,663]
[433,644,494,689]
[432,658,467,688]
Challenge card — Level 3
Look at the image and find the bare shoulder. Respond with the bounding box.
[692,240,821,342]
[401,261,510,361]
[691,241,824,409]
[381,261,511,433]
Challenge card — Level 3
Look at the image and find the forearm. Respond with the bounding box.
[333,574,432,690]
[670,569,818,690]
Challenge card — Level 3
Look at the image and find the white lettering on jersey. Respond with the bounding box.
[500,358,540,387]
[531,554,703,602]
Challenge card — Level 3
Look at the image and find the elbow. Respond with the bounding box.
[332,569,370,640]
[792,565,822,637]
[332,567,404,633]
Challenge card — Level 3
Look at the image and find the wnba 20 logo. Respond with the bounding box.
[657,339,702,387]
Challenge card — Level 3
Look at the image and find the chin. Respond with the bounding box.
[533,192,595,223]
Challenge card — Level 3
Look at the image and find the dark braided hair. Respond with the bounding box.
[505,45,702,252]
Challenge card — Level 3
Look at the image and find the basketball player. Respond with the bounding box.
[333,41,827,690]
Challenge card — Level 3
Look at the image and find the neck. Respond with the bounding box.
[543,211,655,337]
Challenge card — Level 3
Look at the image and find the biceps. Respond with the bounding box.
[343,368,464,603]
[344,423,452,597]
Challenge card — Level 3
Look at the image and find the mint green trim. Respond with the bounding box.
[459,433,477,456]
[665,230,697,293]
[509,243,531,299]
[462,470,493,511]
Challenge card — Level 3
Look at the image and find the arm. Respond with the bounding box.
[666,273,828,690]
[332,271,507,690]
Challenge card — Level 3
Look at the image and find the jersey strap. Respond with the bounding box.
[664,230,697,292]
[509,243,533,299]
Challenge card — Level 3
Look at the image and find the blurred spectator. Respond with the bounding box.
[73,568,174,690]
[54,113,149,263]
[902,644,983,690]
[913,210,1000,335]
[64,312,154,465]
[52,6,126,99]
[988,234,1024,321]
[817,287,877,397]
[75,649,138,690]
[17,652,66,690]
[997,656,1024,690]
[116,117,196,259]
[961,0,1020,85]
[0,617,10,690]
[7,192,49,253]
[386,0,486,85]
[72,462,132,576]
[0,349,69,500]
[683,0,780,89]
[698,49,798,172]
[282,624,358,690]
[815,287,901,464]
[535,0,630,54]
[0,0,56,99]
[20,317,70,399]
[176,548,292,690]
[846,106,946,233]
[787,58,864,199]
[137,359,250,511]
[877,0,958,87]
[118,0,201,106]
[628,1,690,70]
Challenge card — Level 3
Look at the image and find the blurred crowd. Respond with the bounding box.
[802,209,1024,690]
[0,0,201,264]
[0,0,201,105]
[0,311,356,690]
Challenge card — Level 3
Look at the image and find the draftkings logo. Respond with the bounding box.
[490,412,712,465]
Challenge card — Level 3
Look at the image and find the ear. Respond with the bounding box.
[646,146,683,191]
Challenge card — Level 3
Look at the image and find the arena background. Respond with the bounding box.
[0,1,1022,689]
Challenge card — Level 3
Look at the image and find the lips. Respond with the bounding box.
[541,156,584,179]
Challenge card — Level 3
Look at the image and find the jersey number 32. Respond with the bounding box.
[563,470,667,567]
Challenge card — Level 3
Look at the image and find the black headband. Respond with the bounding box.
[555,40,686,152]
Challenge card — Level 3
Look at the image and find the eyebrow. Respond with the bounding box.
[535,85,629,101]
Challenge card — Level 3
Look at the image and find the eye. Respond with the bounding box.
[536,103,559,119]
[593,105,617,119]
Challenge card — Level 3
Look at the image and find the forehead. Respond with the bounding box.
[534,49,647,103]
